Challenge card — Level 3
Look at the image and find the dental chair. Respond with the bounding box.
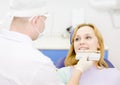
[56,30,114,68]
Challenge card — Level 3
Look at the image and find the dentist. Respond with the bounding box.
[0,0,64,85]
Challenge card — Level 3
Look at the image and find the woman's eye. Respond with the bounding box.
[86,36,92,40]
[74,37,80,41]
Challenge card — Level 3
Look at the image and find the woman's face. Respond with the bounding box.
[74,26,99,53]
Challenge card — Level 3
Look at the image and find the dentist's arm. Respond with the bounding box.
[66,57,94,85]
[66,69,82,85]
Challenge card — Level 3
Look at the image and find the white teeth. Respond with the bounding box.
[79,48,88,50]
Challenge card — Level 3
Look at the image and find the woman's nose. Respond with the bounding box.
[79,38,86,45]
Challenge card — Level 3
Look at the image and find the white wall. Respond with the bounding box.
[0,0,120,70]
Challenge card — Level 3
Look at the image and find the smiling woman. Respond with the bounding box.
[57,23,120,85]
[65,23,107,67]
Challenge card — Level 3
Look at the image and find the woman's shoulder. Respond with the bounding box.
[94,67,120,81]
[102,67,120,73]
[102,68,120,84]
[103,68,120,76]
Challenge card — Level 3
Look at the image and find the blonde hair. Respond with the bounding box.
[64,23,108,68]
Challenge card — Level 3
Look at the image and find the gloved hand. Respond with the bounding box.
[74,56,94,73]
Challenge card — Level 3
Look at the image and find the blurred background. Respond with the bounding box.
[0,0,120,70]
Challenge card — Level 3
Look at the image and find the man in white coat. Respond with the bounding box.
[0,0,65,85]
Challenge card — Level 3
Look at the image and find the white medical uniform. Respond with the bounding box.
[0,29,64,85]
[0,73,17,85]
